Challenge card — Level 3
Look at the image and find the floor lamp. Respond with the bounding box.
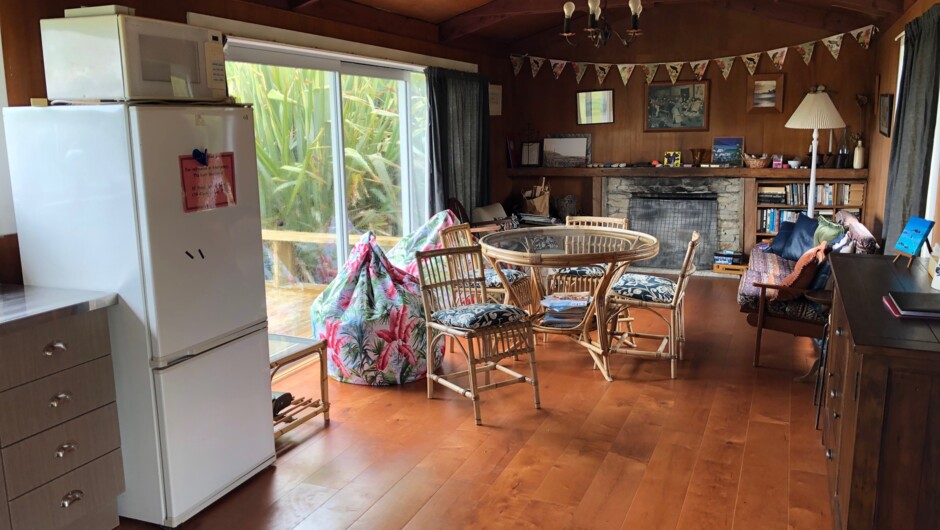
[785,88,846,218]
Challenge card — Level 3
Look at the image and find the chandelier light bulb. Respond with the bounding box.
[563,1,575,18]
[587,0,601,15]
[629,0,643,16]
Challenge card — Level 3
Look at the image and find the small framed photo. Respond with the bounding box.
[645,80,709,132]
[521,142,541,167]
[577,90,614,125]
[712,137,745,167]
[664,151,682,167]
[747,73,785,113]
[879,93,894,137]
[543,134,591,168]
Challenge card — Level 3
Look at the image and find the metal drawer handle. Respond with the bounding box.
[49,392,72,408]
[54,441,79,459]
[60,490,84,508]
[43,341,68,357]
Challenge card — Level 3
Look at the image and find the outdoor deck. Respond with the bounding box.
[266,284,325,338]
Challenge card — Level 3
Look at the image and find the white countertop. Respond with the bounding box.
[0,284,117,331]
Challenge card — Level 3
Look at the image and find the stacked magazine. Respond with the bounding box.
[541,292,591,328]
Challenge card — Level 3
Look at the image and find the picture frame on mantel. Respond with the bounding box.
[543,133,591,168]
[747,73,785,113]
[645,80,709,132]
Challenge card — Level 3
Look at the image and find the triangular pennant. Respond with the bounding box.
[617,64,636,86]
[641,63,659,84]
[529,56,545,78]
[510,54,524,76]
[594,63,612,85]
[666,62,684,84]
[690,60,708,81]
[767,47,788,71]
[794,41,816,65]
[741,52,761,76]
[713,56,735,80]
[550,59,567,80]
[572,62,588,84]
[823,34,844,60]
[850,25,876,49]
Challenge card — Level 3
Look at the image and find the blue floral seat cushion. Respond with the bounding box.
[481,268,528,288]
[611,273,677,303]
[556,265,606,277]
[432,303,528,329]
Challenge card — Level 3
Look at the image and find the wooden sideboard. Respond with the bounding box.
[826,255,940,530]
[0,285,124,530]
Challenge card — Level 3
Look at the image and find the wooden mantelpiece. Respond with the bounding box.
[506,167,868,180]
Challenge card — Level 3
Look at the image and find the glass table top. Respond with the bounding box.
[269,333,320,364]
[479,226,659,267]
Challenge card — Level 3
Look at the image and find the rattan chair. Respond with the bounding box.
[547,216,628,294]
[415,245,540,425]
[606,232,700,379]
[440,223,535,312]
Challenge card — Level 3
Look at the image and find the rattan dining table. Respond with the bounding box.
[479,226,659,381]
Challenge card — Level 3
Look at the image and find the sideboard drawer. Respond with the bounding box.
[2,403,121,499]
[0,310,110,393]
[7,450,123,530]
[0,357,116,447]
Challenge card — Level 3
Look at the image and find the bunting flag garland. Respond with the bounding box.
[714,56,735,80]
[572,62,588,84]
[767,47,788,71]
[741,52,761,76]
[666,62,684,84]
[850,25,876,49]
[617,64,636,86]
[595,63,612,85]
[795,41,816,65]
[690,60,708,81]
[550,59,567,79]
[641,63,659,84]
[510,54,525,76]
[529,56,545,78]
[823,34,844,60]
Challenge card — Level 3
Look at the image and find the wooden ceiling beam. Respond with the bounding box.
[829,0,902,16]
[291,0,440,42]
[719,0,876,32]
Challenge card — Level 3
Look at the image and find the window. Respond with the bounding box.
[224,38,429,337]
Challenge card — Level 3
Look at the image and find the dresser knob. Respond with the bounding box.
[60,490,84,508]
[830,390,838,399]
[835,328,844,337]
[54,441,79,459]
[43,341,68,357]
[832,412,840,419]
[826,449,833,460]
[828,372,835,378]
[48,392,72,408]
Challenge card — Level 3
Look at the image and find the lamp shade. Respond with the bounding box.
[785,92,846,130]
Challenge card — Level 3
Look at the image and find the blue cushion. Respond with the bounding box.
[432,303,528,329]
[809,258,832,291]
[557,265,606,277]
[611,274,677,303]
[781,214,819,262]
[480,269,528,288]
[768,221,795,256]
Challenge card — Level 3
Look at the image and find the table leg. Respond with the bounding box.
[319,346,330,424]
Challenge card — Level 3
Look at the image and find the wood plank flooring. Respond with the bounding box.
[118,276,831,529]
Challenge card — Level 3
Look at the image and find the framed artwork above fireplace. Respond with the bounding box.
[645,80,709,132]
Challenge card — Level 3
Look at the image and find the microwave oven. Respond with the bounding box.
[40,15,228,102]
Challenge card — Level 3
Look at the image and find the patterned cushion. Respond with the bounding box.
[611,274,677,303]
[772,243,825,302]
[482,268,528,288]
[556,265,606,277]
[432,303,528,329]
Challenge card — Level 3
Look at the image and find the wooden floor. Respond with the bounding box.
[119,276,831,530]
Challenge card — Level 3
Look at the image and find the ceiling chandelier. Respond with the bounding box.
[562,0,643,47]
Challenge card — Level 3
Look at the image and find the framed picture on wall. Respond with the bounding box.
[645,80,709,132]
[879,93,894,137]
[747,73,785,113]
[543,133,591,168]
[576,90,614,125]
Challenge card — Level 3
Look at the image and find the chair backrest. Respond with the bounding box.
[675,231,701,300]
[440,223,474,249]
[567,215,628,230]
[415,245,488,316]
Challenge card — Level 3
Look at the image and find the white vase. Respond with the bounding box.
[853,140,865,169]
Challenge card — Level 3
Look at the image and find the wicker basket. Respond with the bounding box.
[744,157,772,169]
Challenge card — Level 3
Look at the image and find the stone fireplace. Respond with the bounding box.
[605,177,743,270]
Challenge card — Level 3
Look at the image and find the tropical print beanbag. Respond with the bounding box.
[310,232,442,385]
[386,210,458,275]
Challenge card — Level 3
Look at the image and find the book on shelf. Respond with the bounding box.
[883,293,940,319]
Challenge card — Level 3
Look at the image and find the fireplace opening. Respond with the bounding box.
[627,192,718,271]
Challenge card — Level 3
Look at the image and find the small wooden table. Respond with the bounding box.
[269,334,330,438]
[479,226,659,381]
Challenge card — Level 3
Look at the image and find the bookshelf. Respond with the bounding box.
[754,179,866,242]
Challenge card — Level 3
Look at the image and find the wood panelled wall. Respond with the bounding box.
[867,0,938,240]
[503,5,875,213]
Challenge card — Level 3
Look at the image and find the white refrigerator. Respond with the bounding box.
[4,104,276,527]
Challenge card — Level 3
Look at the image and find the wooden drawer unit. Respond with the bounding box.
[0,310,110,392]
[0,356,116,447]
[2,404,121,499]
[8,450,123,530]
